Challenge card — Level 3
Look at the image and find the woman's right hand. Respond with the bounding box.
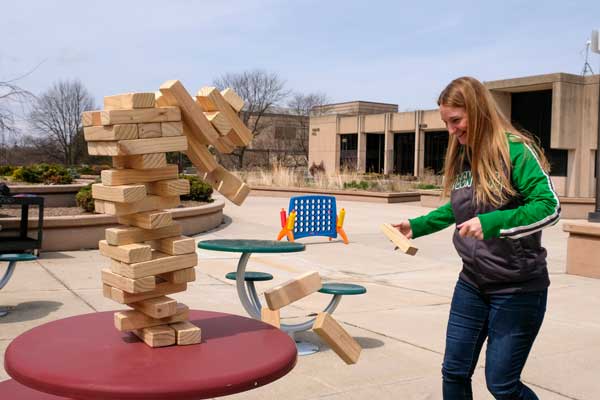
[391,221,413,239]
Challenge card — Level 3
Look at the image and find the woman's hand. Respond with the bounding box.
[391,221,412,239]
[457,217,483,240]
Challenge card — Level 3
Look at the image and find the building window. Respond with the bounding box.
[424,131,448,174]
[340,134,358,170]
[275,126,297,140]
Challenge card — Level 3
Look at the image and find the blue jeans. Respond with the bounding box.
[442,279,547,400]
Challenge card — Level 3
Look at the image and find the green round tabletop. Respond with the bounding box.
[198,239,305,253]
[319,283,367,295]
[0,254,37,263]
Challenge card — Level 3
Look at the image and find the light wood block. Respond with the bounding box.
[91,183,146,203]
[146,179,190,196]
[88,136,188,157]
[264,271,322,310]
[100,107,181,125]
[98,240,152,263]
[130,296,178,319]
[261,307,280,328]
[133,325,176,347]
[82,111,102,127]
[183,122,220,171]
[104,93,156,110]
[105,222,182,246]
[95,195,179,216]
[103,282,187,304]
[313,312,361,364]
[113,153,167,170]
[149,235,195,255]
[115,304,189,331]
[138,123,162,139]
[157,267,196,284]
[221,88,244,112]
[101,164,178,186]
[161,122,183,137]
[169,321,201,345]
[111,251,198,278]
[380,224,418,255]
[118,210,173,230]
[84,124,138,141]
[204,111,232,136]
[201,165,250,205]
[196,87,252,146]
[101,268,155,293]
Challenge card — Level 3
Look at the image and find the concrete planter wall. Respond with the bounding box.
[250,186,420,203]
[8,183,90,207]
[0,201,224,252]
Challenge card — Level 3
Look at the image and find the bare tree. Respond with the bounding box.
[0,76,35,164]
[287,92,330,159]
[29,80,95,165]
[213,70,288,169]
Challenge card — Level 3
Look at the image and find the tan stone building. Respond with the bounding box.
[308,73,600,198]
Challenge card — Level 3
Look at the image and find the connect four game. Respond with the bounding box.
[289,195,337,240]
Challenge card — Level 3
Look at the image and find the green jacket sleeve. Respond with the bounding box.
[409,201,455,239]
[478,140,561,239]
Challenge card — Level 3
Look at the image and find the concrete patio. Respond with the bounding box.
[1,194,599,399]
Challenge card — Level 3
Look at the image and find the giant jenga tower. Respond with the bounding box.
[82,80,253,347]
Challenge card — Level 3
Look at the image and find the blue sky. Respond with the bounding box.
[2,0,600,111]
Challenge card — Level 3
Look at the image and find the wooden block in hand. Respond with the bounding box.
[264,271,322,310]
[221,88,244,112]
[101,268,155,293]
[261,307,280,328]
[111,251,198,278]
[118,210,173,230]
[99,107,181,125]
[113,153,167,170]
[103,282,187,304]
[157,267,196,284]
[105,222,182,246]
[145,179,190,196]
[104,93,156,110]
[161,121,183,137]
[170,321,201,345]
[84,124,138,141]
[92,183,146,203]
[88,136,187,157]
[313,312,361,365]
[101,165,178,186]
[149,235,195,255]
[115,303,189,331]
[138,122,162,139]
[133,325,176,347]
[380,224,418,255]
[94,195,179,216]
[130,295,178,319]
[98,240,152,263]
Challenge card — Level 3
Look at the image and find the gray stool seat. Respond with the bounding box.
[225,271,274,282]
[319,282,367,295]
[0,253,37,262]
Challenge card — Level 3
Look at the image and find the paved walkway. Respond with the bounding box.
[1,194,599,399]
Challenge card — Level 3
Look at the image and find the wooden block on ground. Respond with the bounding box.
[133,325,176,347]
[221,88,244,112]
[149,235,195,255]
[111,251,198,278]
[118,210,173,230]
[138,122,162,139]
[161,121,183,137]
[313,312,361,365]
[264,271,322,311]
[101,268,155,293]
[92,183,146,203]
[145,179,190,196]
[261,307,280,328]
[130,296,178,319]
[98,240,152,263]
[89,136,187,157]
[82,111,102,127]
[84,124,138,141]
[380,224,418,256]
[104,93,156,110]
[196,87,252,146]
[103,282,187,304]
[204,111,232,136]
[100,107,181,125]
[101,164,178,186]
[105,222,182,246]
[201,165,250,205]
[113,153,167,169]
[170,321,201,345]
[115,303,189,331]
[157,267,196,284]
[183,123,220,170]
[95,195,179,216]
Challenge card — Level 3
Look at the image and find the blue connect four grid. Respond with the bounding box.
[288,195,337,240]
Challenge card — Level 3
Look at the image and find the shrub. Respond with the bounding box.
[0,165,15,176]
[343,180,369,190]
[308,161,326,176]
[11,164,74,184]
[76,184,95,212]
[180,175,213,202]
[414,183,440,190]
[77,165,95,175]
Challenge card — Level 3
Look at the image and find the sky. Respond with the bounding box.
[2,0,600,113]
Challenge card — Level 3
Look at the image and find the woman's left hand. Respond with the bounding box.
[457,217,484,240]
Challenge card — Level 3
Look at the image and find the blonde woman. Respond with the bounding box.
[394,77,560,399]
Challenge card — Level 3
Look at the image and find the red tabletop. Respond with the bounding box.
[0,379,64,399]
[5,310,297,400]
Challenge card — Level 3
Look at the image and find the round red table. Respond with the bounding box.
[4,310,297,399]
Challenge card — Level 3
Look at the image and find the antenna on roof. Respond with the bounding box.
[583,30,600,76]
[582,39,595,75]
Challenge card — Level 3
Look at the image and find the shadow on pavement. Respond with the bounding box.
[0,301,62,324]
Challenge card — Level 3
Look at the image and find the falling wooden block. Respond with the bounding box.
[149,235,195,255]
[145,179,190,196]
[182,122,220,171]
[99,107,181,125]
[103,282,187,304]
[138,122,162,139]
[133,325,176,347]
[98,240,152,263]
[221,88,244,112]
[130,296,178,319]
[161,121,183,137]
[84,124,138,141]
[380,224,418,256]
[313,313,361,364]
[101,268,155,293]
[82,111,102,127]
[101,164,178,186]
[204,111,232,136]
[264,271,322,310]
[104,93,156,110]
[105,222,182,246]
[92,183,146,203]
[88,136,188,157]
[157,267,196,284]
[118,210,173,230]
[110,251,198,278]
[201,165,250,205]
[196,87,252,146]
[261,307,280,328]
[170,321,201,345]
[115,304,189,331]
[94,195,179,216]
[113,153,167,170]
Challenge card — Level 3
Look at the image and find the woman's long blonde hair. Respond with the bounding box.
[438,76,549,207]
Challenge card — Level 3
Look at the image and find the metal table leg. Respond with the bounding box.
[0,261,17,317]
[235,252,261,320]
